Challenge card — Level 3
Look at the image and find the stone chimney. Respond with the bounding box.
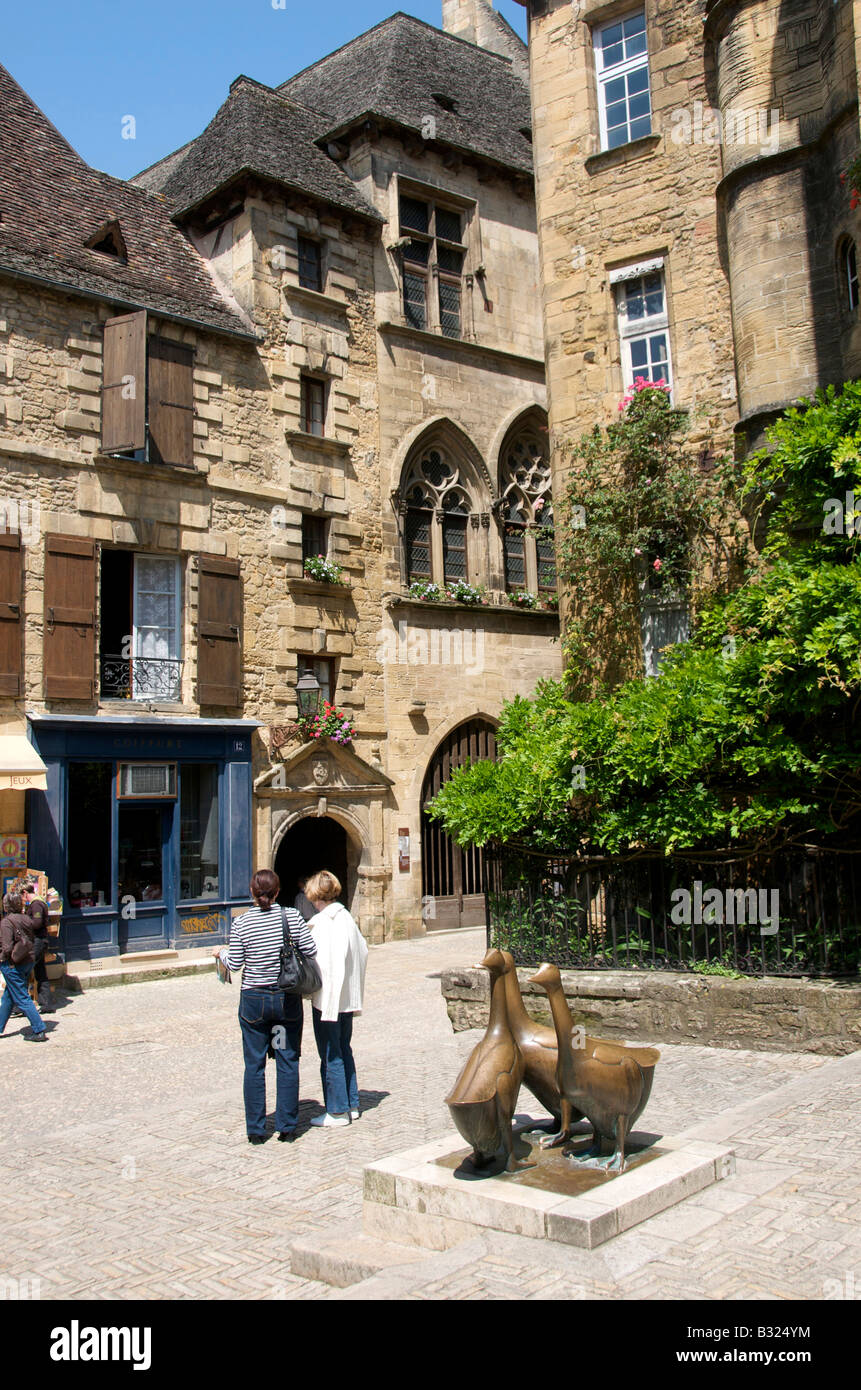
[442,0,529,82]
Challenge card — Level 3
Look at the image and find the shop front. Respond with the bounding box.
[26,715,257,961]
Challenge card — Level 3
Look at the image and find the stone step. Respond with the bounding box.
[289,1224,430,1288]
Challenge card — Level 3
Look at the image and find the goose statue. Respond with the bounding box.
[528,962,660,1172]
[445,947,525,1172]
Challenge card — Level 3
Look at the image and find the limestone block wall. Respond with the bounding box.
[526,0,739,492]
[707,0,861,428]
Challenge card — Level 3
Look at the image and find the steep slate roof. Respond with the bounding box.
[279,12,534,176]
[0,63,254,339]
[139,77,382,223]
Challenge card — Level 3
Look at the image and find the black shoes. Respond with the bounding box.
[24,1032,48,1043]
[247,1134,267,1145]
[277,1130,296,1142]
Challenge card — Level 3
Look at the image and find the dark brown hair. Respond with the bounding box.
[250,869,280,911]
[3,892,22,915]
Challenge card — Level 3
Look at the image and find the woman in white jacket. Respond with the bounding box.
[305,869,368,1128]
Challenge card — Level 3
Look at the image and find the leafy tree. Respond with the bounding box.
[429,382,861,855]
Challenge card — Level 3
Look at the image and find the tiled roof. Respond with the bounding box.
[139,77,382,223]
[279,12,534,176]
[0,63,255,339]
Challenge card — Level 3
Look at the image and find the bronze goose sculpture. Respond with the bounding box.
[445,948,525,1172]
[529,962,660,1172]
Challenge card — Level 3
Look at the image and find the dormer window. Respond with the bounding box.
[85,219,127,263]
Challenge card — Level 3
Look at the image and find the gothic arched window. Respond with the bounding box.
[402,442,481,587]
[499,425,555,594]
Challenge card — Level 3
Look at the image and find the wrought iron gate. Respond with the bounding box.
[421,718,497,930]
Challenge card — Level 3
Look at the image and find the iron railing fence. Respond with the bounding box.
[100,654,183,702]
[484,845,861,977]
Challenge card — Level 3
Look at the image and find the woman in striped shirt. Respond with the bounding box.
[213,868,317,1144]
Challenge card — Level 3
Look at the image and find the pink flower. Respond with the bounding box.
[653,558,662,572]
[634,547,642,556]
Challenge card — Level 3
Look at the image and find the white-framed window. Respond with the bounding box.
[133,555,181,700]
[612,260,673,395]
[595,11,651,152]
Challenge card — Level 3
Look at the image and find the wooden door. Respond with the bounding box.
[420,718,497,930]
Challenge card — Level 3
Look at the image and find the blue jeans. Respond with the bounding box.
[312,1007,358,1116]
[0,961,45,1035]
[238,988,303,1136]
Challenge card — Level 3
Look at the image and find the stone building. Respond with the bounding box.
[513,0,861,671]
[0,4,560,966]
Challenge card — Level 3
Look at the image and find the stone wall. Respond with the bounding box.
[441,963,861,1055]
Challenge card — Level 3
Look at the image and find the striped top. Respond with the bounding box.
[223,904,317,989]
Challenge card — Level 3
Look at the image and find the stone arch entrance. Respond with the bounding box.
[273,815,352,910]
[421,717,497,930]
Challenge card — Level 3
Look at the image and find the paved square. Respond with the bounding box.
[1,928,858,1300]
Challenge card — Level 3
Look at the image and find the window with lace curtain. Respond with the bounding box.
[99,550,182,701]
[499,426,555,594]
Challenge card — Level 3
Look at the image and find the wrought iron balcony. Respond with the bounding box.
[100,654,183,702]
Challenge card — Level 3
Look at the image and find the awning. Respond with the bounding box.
[0,736,48,791]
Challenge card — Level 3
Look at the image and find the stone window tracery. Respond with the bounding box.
[499,427,555,594]
[402,444,480,587]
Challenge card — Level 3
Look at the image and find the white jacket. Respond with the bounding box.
[309,901,368,1022]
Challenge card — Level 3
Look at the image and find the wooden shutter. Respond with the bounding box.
[43,535,96,700]
[0,531,23,696]
[102,311,147,454]
[196,556,242,706]
[148,337,194,467]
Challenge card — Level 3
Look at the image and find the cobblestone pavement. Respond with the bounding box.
[0,927,857,1301]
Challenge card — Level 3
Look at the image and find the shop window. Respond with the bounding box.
[297,235,324,292]
[118,803,164,904]
[100,550,182,701]
[301,375,326,436]
[67,762,113,907]
[595,11,651,152]
[180,764,219,900]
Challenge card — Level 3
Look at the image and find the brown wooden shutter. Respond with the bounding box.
[102,311,147,454]
[196,556,242,706]
[148,337,194,467]
[43,535,97,700]
[0,531,23,696]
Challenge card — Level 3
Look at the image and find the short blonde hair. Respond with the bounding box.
[305,869,341,903]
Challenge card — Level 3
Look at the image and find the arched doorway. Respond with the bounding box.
[421,718,497,930]
[274,816,350,911]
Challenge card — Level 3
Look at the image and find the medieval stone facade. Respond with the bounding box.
[513,0,861,677]
[0,5,560,963]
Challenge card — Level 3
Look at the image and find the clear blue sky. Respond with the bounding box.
[3,1,528,180]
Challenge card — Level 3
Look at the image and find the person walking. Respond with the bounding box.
[22,881,54,1013]
[305,870,368,1128]
[213,869,317,1144]
[0,892,48,1041]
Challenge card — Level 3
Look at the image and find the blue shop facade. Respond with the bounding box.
[26,715,257,960]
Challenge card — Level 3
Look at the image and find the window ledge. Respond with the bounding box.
[93,452,209,481]
[585,134,662,175]
[287,577,353,598]
[386,591,559,621]
[377,320,544,370]
[284,430,351,456]
[283,284,349,316]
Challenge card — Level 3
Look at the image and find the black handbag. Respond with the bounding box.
[277,908,322,997]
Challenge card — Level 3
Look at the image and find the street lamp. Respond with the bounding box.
[296,666,322,720]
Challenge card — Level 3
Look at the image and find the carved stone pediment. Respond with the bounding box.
[256,738,393,797]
